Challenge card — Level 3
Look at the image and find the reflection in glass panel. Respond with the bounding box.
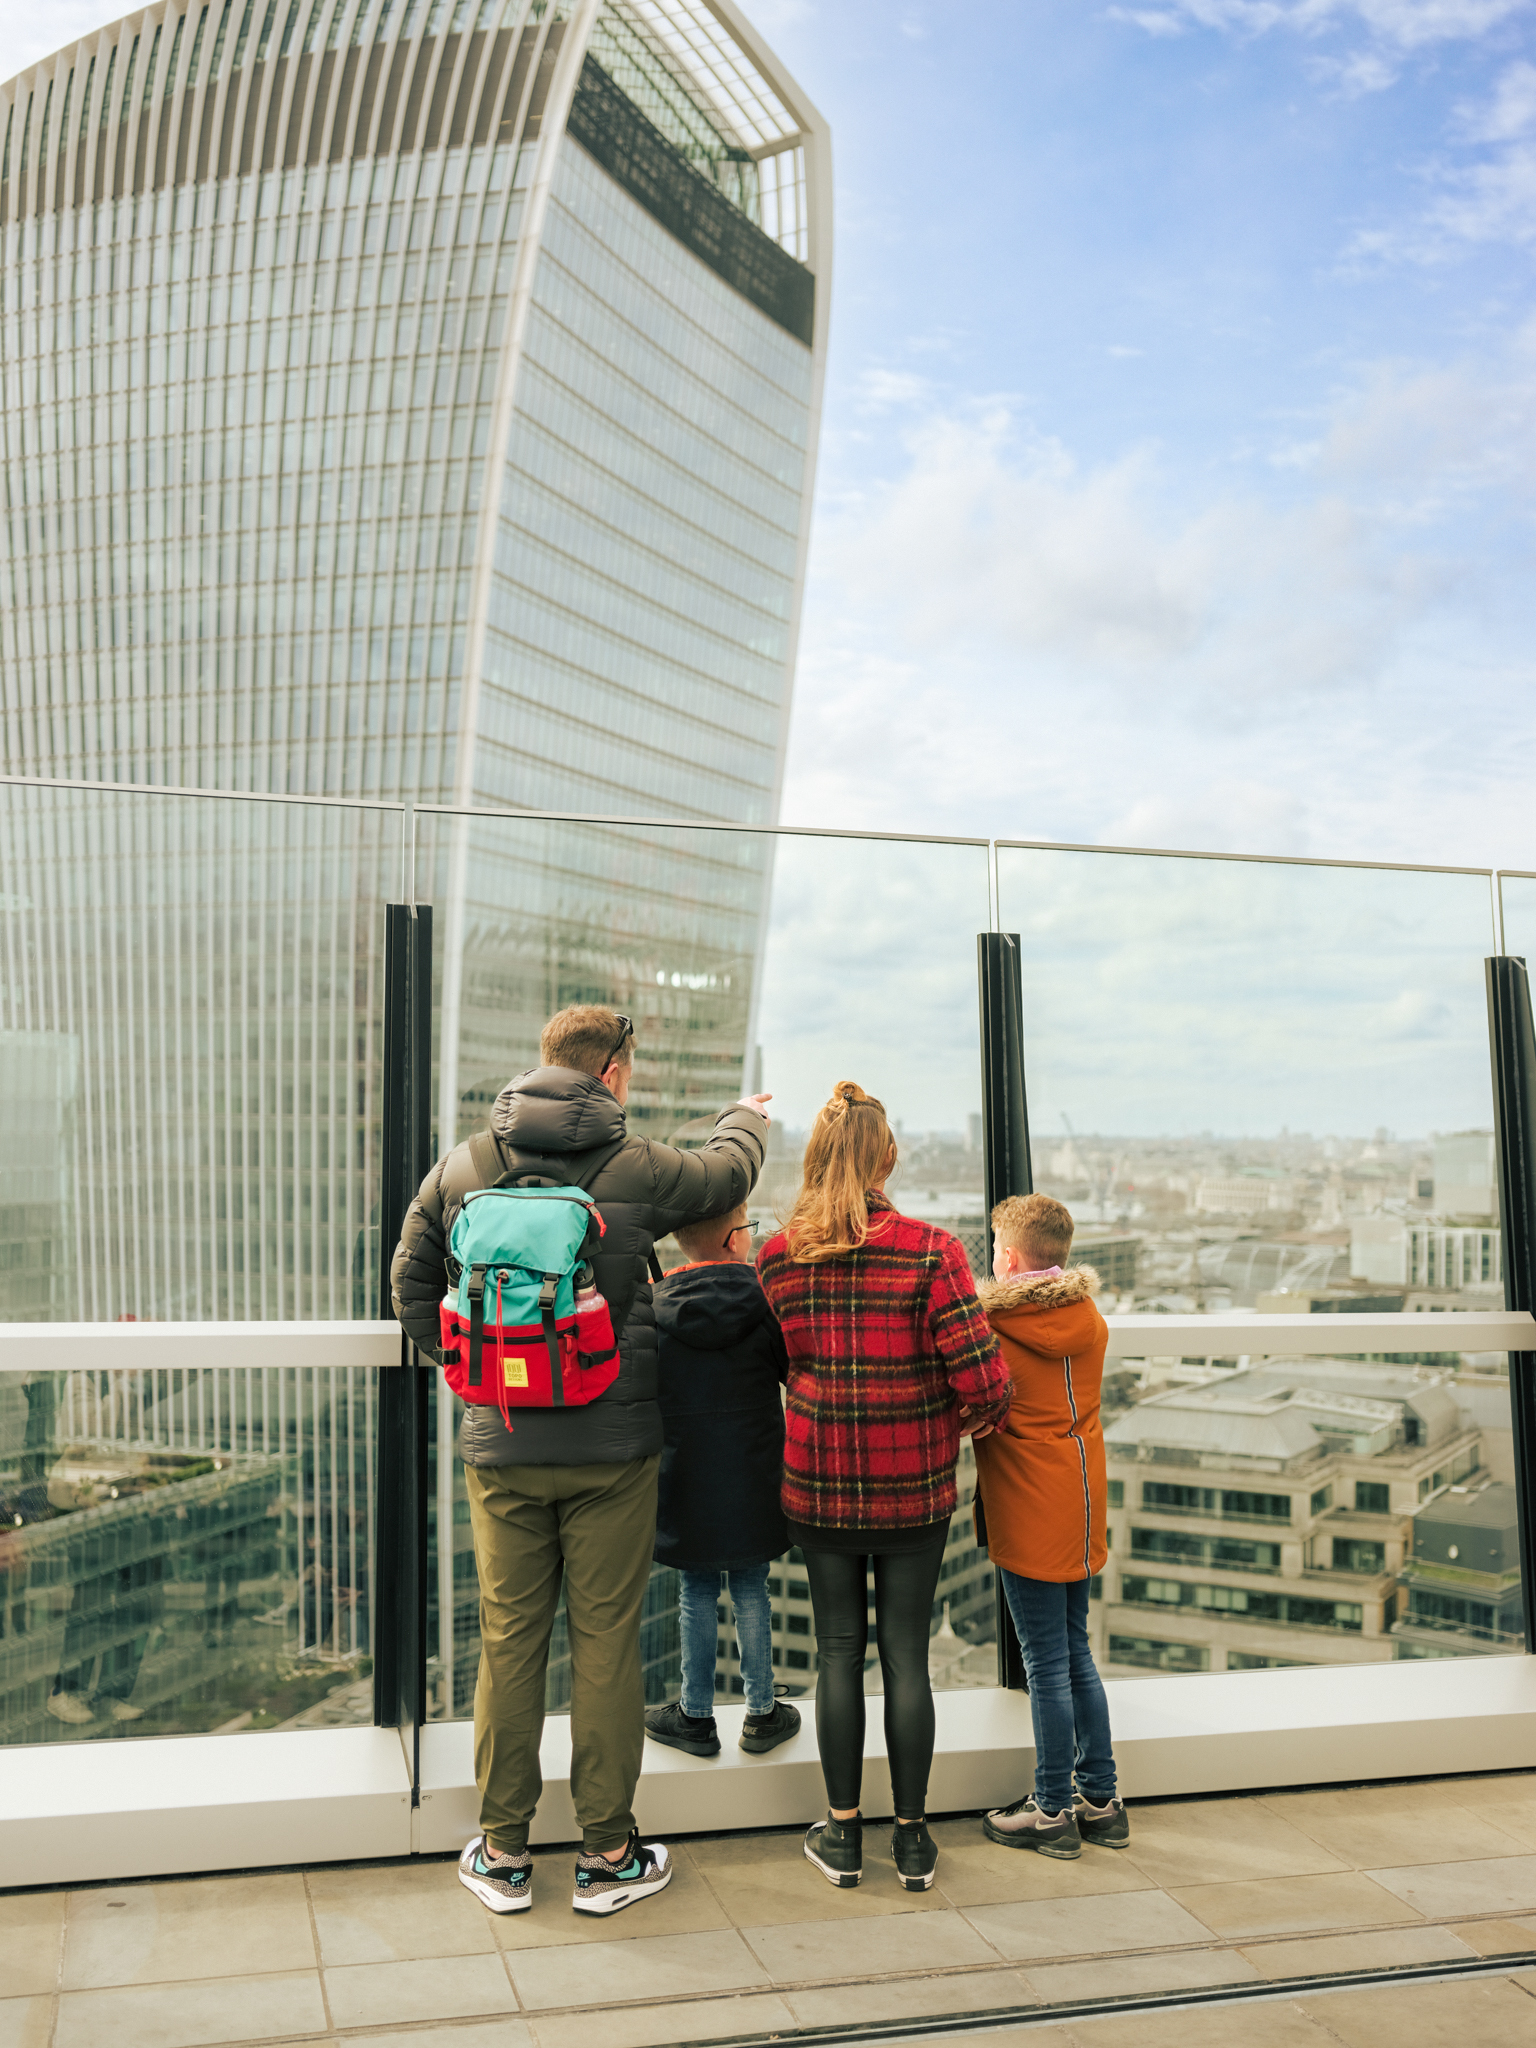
[0,785,399,1324]
[995,846,1517,1680]
[0,1362,375,1745]
[420,815,997,1713]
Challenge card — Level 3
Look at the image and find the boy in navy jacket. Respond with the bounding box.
[644,1202,801,1757]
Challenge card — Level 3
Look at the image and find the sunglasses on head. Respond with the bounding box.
[608,1014,634,1066]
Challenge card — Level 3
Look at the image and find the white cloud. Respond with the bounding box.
[781,334,1536,869]
[1347,61,1536,256]
[1112,0,1532,42]
[853,368,931,414]
[1461,54,1536,137]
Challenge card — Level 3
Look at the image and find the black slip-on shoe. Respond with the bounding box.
[804,1811,862,1887]
[572,1831,672,1916]
[457,1834,533,1914]
[1074,1793,1131,1847]
[739,1699,802,1754]
[644,1700,721,1757]
[890,1820,938,1891]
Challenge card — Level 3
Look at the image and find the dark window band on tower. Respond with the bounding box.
[566,56,814,348]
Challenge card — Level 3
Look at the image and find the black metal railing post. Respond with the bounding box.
[1485,954,1536,1653]
[978,932,1032,1690]
[375,903,434,1744]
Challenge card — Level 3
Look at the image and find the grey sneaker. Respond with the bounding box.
[983,1793,1082,1859]
[572,1831,672,1916]
[457,1834,532,1914]
[644,1701,721,1757]
[740,1698,801,1754]
[1075,1793,1130,1847]
[890,1820,938,1891]
[804,1811,862,1887]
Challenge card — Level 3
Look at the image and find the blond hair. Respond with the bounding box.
[674,1201,748,1262]
[783,1082,897,1263]
[540,1004,633,1078]
[992,1192,1074,1267]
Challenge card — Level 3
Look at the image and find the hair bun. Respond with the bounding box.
[830,1080,867,1108]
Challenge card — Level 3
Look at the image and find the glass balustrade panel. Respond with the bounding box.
[0,783,401,1745]
[995,844,1515,1680]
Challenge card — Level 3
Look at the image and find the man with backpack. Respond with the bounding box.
[390,1003,770,1919]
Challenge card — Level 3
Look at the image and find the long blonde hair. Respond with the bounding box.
[783,1081,898,1263]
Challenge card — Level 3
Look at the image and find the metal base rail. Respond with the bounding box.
[651,1949,1536,2048]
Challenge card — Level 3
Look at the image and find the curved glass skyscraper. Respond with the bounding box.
[0,0,829,1318]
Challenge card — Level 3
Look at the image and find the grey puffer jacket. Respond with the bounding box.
[389,1066,768,1467]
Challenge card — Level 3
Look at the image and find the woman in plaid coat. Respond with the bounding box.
[757,1082,1011,1895]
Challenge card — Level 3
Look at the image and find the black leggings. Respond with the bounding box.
[803,1535,948,1820]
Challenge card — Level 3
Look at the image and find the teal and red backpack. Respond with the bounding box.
[439,1134,622,1421]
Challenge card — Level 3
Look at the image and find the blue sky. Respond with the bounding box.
[756,0,1536,867]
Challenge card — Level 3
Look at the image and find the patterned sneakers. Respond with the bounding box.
[572,1831,673,1916]
[457,1834,533,1914]
[983,1793,1083,1859]
[1075,1793,1131,1847]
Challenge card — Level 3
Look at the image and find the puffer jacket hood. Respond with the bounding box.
[653,1262,774,1353]
[979,1266,1103,1363]
[490,1066,627,1157]
[389,1066,768,1468]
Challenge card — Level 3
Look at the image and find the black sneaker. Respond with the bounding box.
[644,1700,721,1757]
[740,1698,801,1754]
[572,1831,673,1916]
[890,1820,938,1891]
[1075,1793,1130,1847]
[983,1793,1082,1859]
[804,1811,862,1887]
[457,1834,532,1914]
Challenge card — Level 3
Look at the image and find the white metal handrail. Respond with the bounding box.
[1104,1309,1535,1360]
[2,1309,1531,1371]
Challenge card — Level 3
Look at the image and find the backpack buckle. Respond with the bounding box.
[467,1262,489,1388]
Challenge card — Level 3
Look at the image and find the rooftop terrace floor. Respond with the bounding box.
[6,1771,1536,2048]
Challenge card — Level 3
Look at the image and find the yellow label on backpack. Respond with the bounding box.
[503,1357,529,1389]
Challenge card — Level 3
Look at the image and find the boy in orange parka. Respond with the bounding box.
[971,1194,1129,1858]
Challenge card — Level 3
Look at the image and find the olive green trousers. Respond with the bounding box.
[464,1454,660,1856]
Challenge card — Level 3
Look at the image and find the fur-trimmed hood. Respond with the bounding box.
[978,1265,1102,1315]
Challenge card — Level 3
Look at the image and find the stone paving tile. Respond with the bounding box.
[742,1907,1002,1983]
[53,1969,328,2048]
[307,1858,497,1964]
[1366,1853,1536,1920]
[0,1996,55,2048]
[491,1846,731,1949]
[62,1872,316,1989]
[1456,1796,1536,1853]
[1239,1923,1476,1976]
[0,1889,65,1999]
[505,1927,769,2011]
[324,1953,519,2029]
[347,2027,533,2048]
[1110,1796,1349,1890]
[526,1994,801,2048]
[782,1965,1036,2028]
[1262,1787,1536,1868]
[1297,1972,1536,2045]
[925,1820,1158,1907]
[1169,1869,1412,1941]
[962,1888,1210,1961]
[1021,1944,1259,2003]
[1445,1915,1536,1955]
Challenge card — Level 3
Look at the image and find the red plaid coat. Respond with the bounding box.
[757,1197,1012,1533]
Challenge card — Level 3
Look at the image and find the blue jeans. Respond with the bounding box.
[1000,1571,1117,1815]
[679,1562,774,1718]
